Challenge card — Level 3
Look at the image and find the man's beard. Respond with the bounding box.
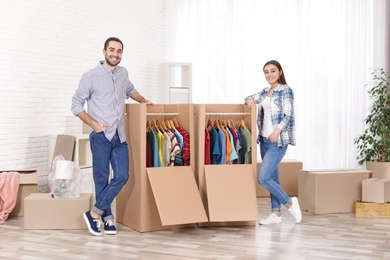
[105,56,121,67]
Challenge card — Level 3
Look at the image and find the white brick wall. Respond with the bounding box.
[0,0,166,189]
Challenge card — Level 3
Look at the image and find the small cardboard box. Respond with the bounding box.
[24,193,92,229]
[4,170,38,217]
[298,169,371,214]
[256,159,302,197]
[362,178,390,203]
[355,200,390,217]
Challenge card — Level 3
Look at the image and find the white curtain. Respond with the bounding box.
[165,0,385,169]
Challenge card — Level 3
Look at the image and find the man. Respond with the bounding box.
[71,37,152,236]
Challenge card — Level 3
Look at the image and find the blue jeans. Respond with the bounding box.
[89,130,129,222]
[258,136,291,212]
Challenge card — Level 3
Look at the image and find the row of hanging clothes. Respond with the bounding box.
[205,118,252,165]
[146,118,190,167]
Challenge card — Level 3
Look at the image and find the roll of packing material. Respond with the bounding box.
[55,160,73,180]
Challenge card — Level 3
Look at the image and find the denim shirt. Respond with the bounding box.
[71,61,136,142]
[245,84,296,147]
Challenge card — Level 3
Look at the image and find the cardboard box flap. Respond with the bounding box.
[1,170,36,173]
[205,165,258,222]
[147,167,208,226]
[366,178,390,184]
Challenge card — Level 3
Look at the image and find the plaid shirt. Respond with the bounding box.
[245,84,296,147]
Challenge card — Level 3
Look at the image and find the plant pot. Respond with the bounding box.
[366,161,390,179]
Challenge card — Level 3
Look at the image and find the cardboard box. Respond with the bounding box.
[298,169,371,214]
[362,178,390,203]
[195,104,258,227]
[256,159,302,197]
[117,104,208,232]
[355,200,390,217]
[3,170,38,217]
[24,193,92,229]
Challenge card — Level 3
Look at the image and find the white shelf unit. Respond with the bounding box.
[49,134,91,169]
[73,134,92,169]
[159,62,192,104]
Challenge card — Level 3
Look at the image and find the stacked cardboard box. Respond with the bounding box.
[298,169,371,214]
[354,178,390,217]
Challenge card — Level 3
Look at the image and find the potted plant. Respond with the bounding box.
[354,68,390,177]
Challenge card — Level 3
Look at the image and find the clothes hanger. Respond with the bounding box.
[173,118,180,128]
[152,119,159,133]
[221,119,227,128]
[155,119,163,132]
[169,119,176,130]
[213,119,220,128]
[218,119,224,129]
[146,119,151,132]
[161,119,168,131]
[165,119,172,129]
[240,119,246,128]
[231,119,238,131]
[205,119,212,131]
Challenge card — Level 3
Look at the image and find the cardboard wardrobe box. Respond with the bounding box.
[298,169,371,214]
[116,104,208,232]
[3,170,38,217]
[194,104,259,227]
[24,193,92,229]
[256,159,303,197]
[362,178,390,203]
[354,200,390,217]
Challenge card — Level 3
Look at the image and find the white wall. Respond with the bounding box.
[0,0,166,189]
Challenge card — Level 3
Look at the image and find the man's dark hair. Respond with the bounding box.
[104,37,124,50]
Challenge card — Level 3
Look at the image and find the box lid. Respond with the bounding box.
[364,178,390,184]
[204,164,258,222]
[301,169,371,175]
[147,167,208,226]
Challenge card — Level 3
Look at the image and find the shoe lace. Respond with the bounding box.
[93,219,100,230]
[105,219,115,227]
[265,213,277,220]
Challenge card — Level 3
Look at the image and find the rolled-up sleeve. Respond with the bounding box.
[71,73,91,116]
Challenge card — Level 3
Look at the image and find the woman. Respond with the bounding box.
[245,60,302,225]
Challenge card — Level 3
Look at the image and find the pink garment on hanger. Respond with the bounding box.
[0,172,20,224]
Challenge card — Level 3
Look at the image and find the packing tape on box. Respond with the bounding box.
[55,160,73,180]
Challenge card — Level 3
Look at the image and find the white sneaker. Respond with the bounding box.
[287,197,302,223]
[258,213,282,225]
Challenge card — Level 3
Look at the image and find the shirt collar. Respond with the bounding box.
[98,61,118,74]
[267,84,283,92]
